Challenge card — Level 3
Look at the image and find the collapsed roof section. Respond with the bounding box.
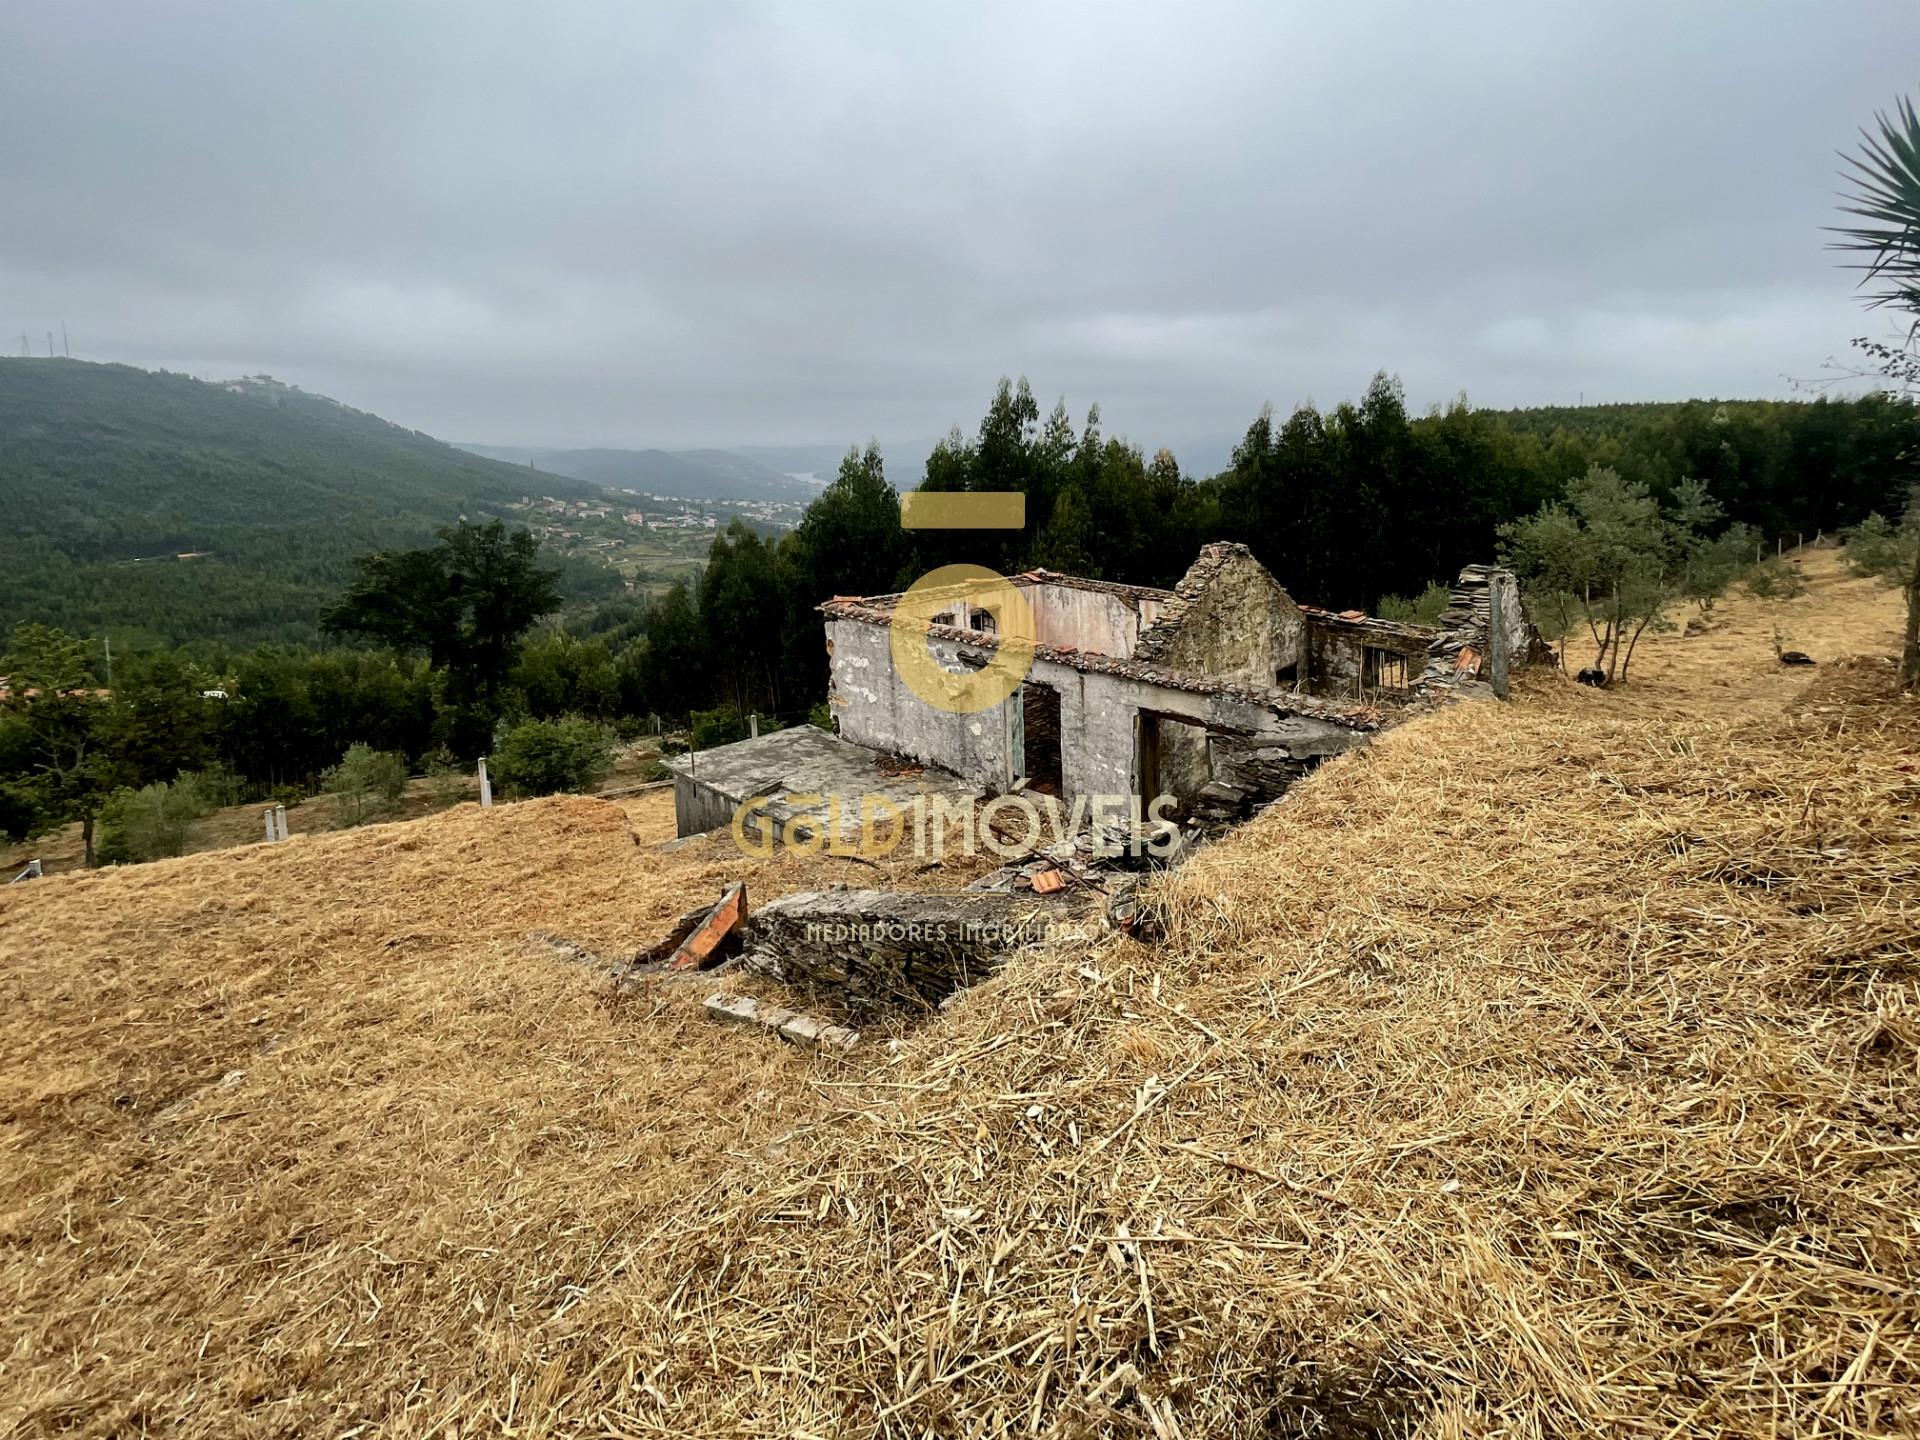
[818,541,1492,724]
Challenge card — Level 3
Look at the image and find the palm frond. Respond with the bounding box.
[1829,95,1920,317]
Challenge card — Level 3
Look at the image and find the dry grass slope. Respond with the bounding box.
[1,547,1915,1437]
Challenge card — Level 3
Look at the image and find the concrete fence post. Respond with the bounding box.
[750,712,760,739]
[274,804,289,841]
[1488,577,1511,700]
[478,757,493,808]
[264,808,277,842]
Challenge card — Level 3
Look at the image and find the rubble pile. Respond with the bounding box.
[738,888,1078,1009]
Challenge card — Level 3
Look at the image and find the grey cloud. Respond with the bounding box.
[2,0,1914,456]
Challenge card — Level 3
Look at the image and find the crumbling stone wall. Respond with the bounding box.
[741,888,1068,1008]
[1185,712,1374,820]
[1209,737,1315,798]
[1305,614,1435,699]
[1422,565,1548,686]
[1133,543,1304,687]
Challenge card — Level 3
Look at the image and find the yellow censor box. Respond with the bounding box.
[899,491,1026,529]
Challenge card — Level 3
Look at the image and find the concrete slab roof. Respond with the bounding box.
[664,725,985,840]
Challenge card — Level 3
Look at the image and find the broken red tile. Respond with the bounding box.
[1031,868,1066,895]
[667,882,747,971]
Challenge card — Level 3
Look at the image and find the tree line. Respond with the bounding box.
[640,376,1919,716]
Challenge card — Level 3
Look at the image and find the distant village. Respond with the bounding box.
[503,489,806,587]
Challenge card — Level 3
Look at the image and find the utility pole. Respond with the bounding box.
[46,332,54,358]
[103,634,113,691]
[61,322,68,358]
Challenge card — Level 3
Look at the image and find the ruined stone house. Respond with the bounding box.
[669,543,1533,840]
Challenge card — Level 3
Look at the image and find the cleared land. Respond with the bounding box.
[0,745,669,879]
[1,548,1915,1437]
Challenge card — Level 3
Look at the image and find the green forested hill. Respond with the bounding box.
[0,360,612,647]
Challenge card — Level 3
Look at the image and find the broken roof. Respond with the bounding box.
[818,542,1414,729]
[817,600,1382,729]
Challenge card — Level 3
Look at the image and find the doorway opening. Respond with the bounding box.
[1135,711,1212,818]
[1019,681,1063,795]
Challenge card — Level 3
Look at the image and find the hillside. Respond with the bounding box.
[0,549,1913,1436]
[458,442,826,503]
[0,360,611,647]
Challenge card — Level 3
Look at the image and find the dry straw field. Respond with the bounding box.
[1,547,1914,1438]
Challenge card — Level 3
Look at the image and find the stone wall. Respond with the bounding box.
[1305,614,1435,699]
[1208,735,1316,802]
[741,888,1072,1009]
[672,772,738,837]
[1133,542,1304,686]
[1421,565,1549,687]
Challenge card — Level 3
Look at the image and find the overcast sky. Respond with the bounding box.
[3,2,1916,459]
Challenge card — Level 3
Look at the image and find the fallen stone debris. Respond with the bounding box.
[702,991,859,1052]
[1102,880,1163,941]
[740,887,1076,1009]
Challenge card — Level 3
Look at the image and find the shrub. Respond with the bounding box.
[423,748,467,808]
[322,743,409,828]
[181,762,248,809]
[809,701,836,732]
[1744,557,1807,602]
[1842,507,1919,583]
[269,783,305,811]
[1375,581,1451,627]
[691,706,747,751]
[490,715,617,797]
[97,775,211,865]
